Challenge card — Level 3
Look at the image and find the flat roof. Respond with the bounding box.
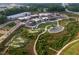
[32,18,41,22]
[7,12,31,18]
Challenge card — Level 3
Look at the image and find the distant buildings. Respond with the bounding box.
[18,16,31,20]
[0,3,24,11]
[39,13,52,16]
[7,12,31,20]
[7,12,66,29]
[8,4,24,8]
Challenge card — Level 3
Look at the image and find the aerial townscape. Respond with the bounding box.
[0,3,79,55]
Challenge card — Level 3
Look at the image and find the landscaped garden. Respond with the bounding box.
[6,27,44,55]
[3,13,79,55]
[36,18,79,55]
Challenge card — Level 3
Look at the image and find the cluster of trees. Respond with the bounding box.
[36,20,79,54]
[0,15,7,24]
[19,28,37,40]
[47,5,65,12]
[0,7,26,16]
[0,7,26,24]
[36,34,49,55]
[50,21,79,50]
[28,3,65,12]
[6,22,16,27]
[0,4,65,16]
[8,47,28,55]
[67,6,79,12]
[67,22,79,37]
[66,3,79,12]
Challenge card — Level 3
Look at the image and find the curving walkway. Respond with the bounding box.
[33,25,51,55]
[57,38,79,55]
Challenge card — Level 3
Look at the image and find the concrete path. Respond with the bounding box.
[57,39,79,55]
[33,25,51,55]
[49,47,58,53]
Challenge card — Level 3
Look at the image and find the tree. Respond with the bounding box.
[0,15,7,24]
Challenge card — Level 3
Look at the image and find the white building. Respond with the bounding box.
[39,13,52,16]
[31,14,39,18]
[32,18,41,22]
[18,16,31,20]
[7,12,31,20]
[42,17,48,20]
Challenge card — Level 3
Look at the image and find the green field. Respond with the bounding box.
[61,41,79,55]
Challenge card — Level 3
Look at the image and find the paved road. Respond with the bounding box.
[62,3,79,15]
[33,25,51,55]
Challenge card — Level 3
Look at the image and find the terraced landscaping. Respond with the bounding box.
[5,27,44,55]
[3,22,16,30]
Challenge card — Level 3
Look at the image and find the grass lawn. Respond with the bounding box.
[61,41,79,55]
[38,22,57,28]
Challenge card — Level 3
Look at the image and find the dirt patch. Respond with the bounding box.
[25,39,35,55]
[0,29,8,34]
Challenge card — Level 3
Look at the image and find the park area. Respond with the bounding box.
[2,13,79,55]
[36,18,79,55]
[5,27,44,55]
[60,41,79,55]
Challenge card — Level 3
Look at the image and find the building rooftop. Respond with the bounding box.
[7,12,31,19]
[39,13,52,16]
[32,18,41,22]
[18,16,31,20]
